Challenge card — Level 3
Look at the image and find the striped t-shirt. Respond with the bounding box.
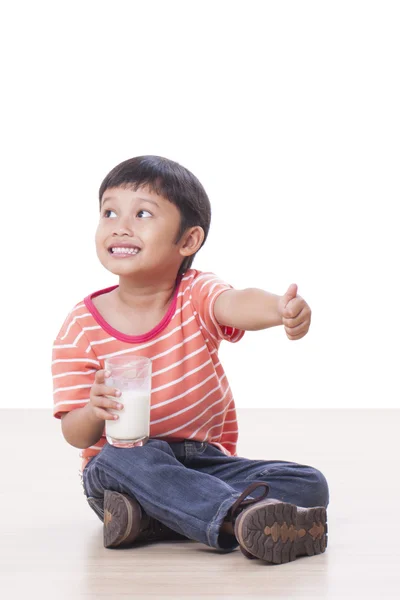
[52,269,245,471]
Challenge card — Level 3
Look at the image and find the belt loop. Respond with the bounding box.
[184,440,195,458]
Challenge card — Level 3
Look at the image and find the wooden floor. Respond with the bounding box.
[1,409,399,599]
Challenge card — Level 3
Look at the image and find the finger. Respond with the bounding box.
[95,369,108,384]
[95,393,123,410]
[282,296,305,319]
[282,315,301,328]
[282,305,309,328]
[90,398,124,420]
[97,384,122,399]
[93,406,120,421]
[282,283,298,307]
[284,322,308,337]
[286,330,306,340]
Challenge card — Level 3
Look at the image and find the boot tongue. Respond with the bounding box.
[225,482,270,523]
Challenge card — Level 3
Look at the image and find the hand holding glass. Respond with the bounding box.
[104,356,152,448]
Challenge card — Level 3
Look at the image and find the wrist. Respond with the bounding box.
[264,292,284,327]
[276,295,285,324]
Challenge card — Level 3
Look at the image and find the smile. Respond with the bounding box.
[108,247,141,256]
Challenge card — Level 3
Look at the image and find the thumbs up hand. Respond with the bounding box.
[278,284,311,340]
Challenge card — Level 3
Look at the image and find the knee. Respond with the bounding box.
[304,467,330,508]
[100,438,173,465]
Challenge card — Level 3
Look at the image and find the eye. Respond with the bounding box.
[103,209,117,218]
[137,210,152,218]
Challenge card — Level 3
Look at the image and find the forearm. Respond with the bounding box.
[61,404,105,449]
[218,288,283,331]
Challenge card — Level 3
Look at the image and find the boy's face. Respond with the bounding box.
[95,186,198,280]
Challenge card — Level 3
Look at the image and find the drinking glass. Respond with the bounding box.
[104,355,152,448]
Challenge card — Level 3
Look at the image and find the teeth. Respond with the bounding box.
[111,247,139,255]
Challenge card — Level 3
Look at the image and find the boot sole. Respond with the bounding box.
[103,490,141,548]
[235,501,328,564]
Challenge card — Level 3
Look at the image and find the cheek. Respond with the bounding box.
[95,224,106,244]
[94,228,108,257]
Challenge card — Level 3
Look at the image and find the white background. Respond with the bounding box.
[1,0,398,409]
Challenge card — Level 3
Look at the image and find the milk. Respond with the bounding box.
[105,389,150,444]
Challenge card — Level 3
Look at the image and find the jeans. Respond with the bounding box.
[82,439,329,551]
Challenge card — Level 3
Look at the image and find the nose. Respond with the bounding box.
[112,215,134,237]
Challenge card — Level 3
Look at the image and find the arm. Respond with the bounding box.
[214,288,283,331]
[61,405,105,449]
[60,368,123,449]
[214,284,312,339]
[52,308,122,448]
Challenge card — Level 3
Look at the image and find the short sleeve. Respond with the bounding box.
[189,272,245,346]
[52,309,101,419]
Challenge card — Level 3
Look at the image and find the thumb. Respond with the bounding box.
[282,283,298,308]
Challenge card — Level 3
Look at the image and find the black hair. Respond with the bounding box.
[99,155,211,275]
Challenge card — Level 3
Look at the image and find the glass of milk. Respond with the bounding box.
[104,355,152,448]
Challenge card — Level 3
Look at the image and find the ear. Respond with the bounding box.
[179,226,205,258]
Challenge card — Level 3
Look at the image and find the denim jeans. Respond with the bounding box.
[82,439,329,551]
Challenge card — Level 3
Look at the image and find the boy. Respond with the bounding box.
[52,155,329,564]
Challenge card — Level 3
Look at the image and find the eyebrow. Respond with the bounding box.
[101,196,160,209]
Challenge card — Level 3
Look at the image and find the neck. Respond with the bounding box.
[115,273,180,313]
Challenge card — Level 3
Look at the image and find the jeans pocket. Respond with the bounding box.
[87,496,105,522]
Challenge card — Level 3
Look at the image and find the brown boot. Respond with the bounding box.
[103,490,187,549]
[226,482,328,564]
